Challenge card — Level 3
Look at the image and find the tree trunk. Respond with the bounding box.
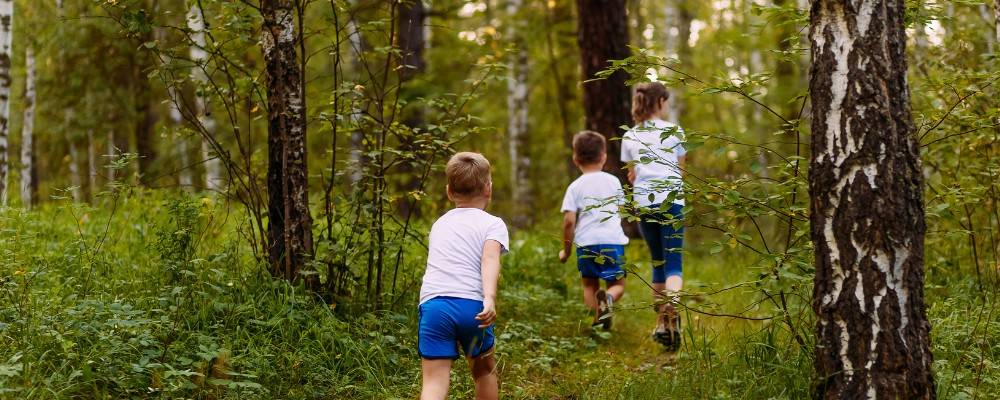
[663,0,691,124]
[0,0,11,206]
[87,129,97,199]
[809,1,935,398]
[134,51,158,183]
[67,117,82,202]
[346,16,367,187]
[395,0,426,218]
[261,0,314,283]
[168,81,192,190]
[576,0,631,182]
[20,46,35,207]
[507,0,531,228]
[994,0,1000,50]
[188,3,223,191]
[541,1,575,177]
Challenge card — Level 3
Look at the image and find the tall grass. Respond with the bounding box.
[1,192,997,398]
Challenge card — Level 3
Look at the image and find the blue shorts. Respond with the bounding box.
[576,244,626,282]
[418,297,495,360]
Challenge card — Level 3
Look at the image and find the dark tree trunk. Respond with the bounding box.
[576,0,631,183]
[262,0,314,284]
[395,0,426,219]
[809,1,935,398]
[134,25,158,183]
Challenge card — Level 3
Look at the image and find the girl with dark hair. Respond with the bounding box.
[621,82,687,351]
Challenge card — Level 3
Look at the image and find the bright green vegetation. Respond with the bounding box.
[1,194,996,399]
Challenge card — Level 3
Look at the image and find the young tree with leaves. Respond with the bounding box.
[809,0,935,397]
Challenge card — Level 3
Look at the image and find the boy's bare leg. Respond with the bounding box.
[606,279,625,302]
[581,278,600,310]
[470,352,498,400]
[421,358,453,400]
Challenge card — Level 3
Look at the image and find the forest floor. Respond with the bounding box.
[0,194,996,399]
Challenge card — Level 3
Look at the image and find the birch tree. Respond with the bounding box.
[20,46,34,207]
[0,0,11,205]
[662,0,691,124]
[261,0,314,282]
[809,0,935,397]
[507,0,531,227]
[188,2,222,191]
[576,0,631,182]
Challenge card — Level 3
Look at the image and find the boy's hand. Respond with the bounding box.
[476,299,497,328]
[558,249,569,263]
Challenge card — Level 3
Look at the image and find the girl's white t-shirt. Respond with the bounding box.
[560,171,629,246]
[620,118,687,207]
[419,208,509,305]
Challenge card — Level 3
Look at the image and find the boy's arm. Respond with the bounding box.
[559,211,576,263]
[476,240,503,328]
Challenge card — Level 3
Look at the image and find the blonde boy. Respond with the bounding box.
[418,152,509,400]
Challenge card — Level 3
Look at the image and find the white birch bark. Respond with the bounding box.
[56,0,81,201]
[67,109,82,201]
[188,3,222,191]
[107,130,114,183]
[996,0,1000,46]
[347,16,365,185]
[663,0,680,123]
[0,0,12,206]
[506,0,531,226]
[87,129,97,198]
[20,46,34,207]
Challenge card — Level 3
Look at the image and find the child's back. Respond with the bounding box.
[561,171,628,247]
[420,208,508,304]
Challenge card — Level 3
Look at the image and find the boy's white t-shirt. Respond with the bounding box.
[419,208,510,305]
[620,118,687,207]
[560,171,629,247]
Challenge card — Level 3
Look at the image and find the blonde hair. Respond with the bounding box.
[572,130,606,165]
[446,152,492,199]
[631,82,669,123]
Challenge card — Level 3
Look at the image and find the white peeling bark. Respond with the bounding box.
[0,0,12,206]
[506,0,531,227]
[188,3,222,191]
[20,46,34,207]
[809,0,934,398]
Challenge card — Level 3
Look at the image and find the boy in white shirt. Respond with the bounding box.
[418,152,509,400]
[558,131,629,329]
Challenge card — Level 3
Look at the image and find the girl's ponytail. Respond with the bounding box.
[631,82,669,124]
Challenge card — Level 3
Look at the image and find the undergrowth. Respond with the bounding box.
[0,191,996,399]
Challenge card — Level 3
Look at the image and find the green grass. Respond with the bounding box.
[0,192,997,399]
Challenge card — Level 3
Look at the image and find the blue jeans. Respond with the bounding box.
[639,203,684,284]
